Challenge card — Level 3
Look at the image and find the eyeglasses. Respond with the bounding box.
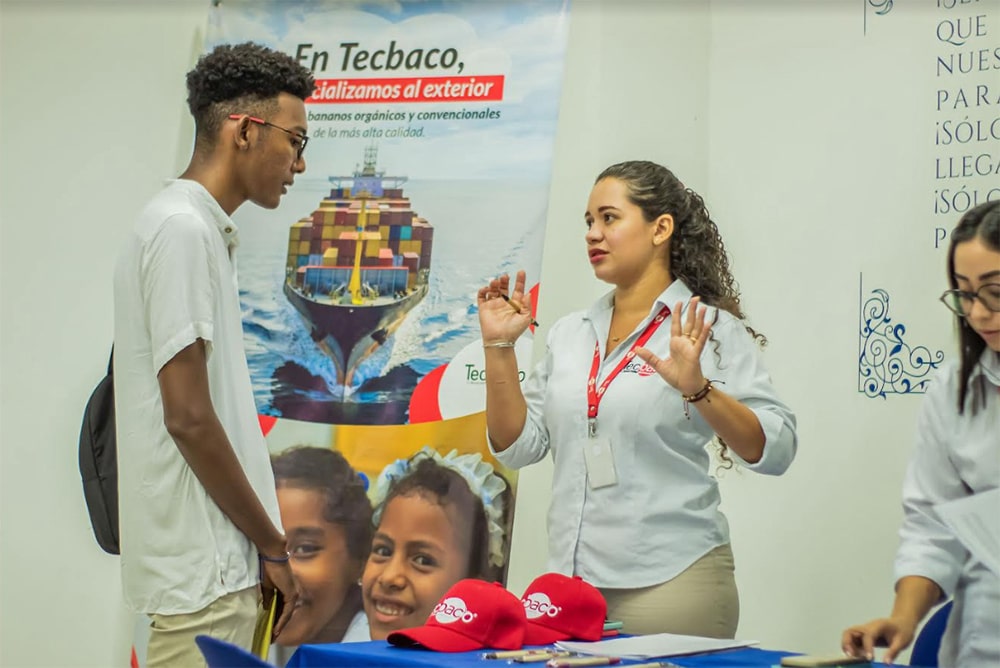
[939,283,1000,316]
[228,114,308,160]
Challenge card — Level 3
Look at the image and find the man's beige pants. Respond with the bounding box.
[147,586,258,668]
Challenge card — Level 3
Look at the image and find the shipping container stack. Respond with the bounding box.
[284,184,434,302]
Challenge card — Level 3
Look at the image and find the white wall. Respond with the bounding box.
[2,1,983,665]
[706,0,995,655]
[1,3,209,666]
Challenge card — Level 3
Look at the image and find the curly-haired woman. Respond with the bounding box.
[476,160,798,638]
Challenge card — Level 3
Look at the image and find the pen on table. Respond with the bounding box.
[499,293,540,327]
[546,657,621,667]
[513,651,573,663]
[482,649,555,660]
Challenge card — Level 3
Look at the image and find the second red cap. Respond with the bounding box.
[520,573,607,645]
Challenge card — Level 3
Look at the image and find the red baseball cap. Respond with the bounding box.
[387,579,526,652]
[520,573,607,645]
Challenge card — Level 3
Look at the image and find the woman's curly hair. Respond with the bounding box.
[596,160,764,346]
[185,41,315,145]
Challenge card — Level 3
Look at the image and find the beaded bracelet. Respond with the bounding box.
[681,378,724,419]
[483,341,515,349]
[259,551,291,563]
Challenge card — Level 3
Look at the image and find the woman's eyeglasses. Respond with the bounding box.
[228,114,308,160]
[939,284,1000,316]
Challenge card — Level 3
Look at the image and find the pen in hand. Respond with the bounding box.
[500,293,540,327]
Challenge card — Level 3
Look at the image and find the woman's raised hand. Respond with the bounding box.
[476,270,534,344]
[634,297,711,394]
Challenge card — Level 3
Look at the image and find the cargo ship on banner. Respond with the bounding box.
[283,147,433,388]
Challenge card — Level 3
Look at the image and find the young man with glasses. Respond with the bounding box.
[113,42,314,667]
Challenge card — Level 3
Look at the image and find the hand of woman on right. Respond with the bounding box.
[477,270,534,344]
[841,616,917,664]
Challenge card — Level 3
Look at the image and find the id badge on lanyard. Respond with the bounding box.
[583,305,670,490]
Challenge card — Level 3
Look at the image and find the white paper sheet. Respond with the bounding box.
[934,488,1000,577]
[555,633,759,659]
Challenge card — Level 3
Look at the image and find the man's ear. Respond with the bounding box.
[229,114,254,151]
[652,213,674,246]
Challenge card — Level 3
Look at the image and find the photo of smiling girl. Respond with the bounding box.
[361,447,510,640]
[270,447,373,654]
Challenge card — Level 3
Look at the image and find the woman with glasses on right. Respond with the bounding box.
[842,200,999,667]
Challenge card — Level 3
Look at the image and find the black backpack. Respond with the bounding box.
[78,348,120,554]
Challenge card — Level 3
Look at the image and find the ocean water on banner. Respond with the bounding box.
[239,178,547,425]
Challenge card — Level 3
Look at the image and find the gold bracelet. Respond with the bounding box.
[483,341,515,349]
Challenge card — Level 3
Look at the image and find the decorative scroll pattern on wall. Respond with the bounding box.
[858,280,944,398]
[865,0,894,35]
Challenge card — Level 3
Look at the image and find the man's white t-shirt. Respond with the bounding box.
[113,179,281,614]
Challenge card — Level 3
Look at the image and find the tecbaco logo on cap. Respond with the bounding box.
[523,592,561,619]
[433,597,478,624]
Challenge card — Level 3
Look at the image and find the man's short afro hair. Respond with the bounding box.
[186,41,315,115]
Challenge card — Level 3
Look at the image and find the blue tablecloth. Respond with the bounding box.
[287,640,801,667]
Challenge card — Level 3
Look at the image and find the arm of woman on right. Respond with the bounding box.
[842,200,1000,667]
[841,378,967,663]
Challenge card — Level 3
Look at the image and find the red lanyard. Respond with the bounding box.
[586,305,670,437]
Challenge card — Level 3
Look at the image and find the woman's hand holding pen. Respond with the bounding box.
[477,270,535,344]
[478,271,532,451]
[634,297,711,394]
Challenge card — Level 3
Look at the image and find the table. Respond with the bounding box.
[287,640,801,667]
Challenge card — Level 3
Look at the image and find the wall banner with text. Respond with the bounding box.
[208,0,568,594]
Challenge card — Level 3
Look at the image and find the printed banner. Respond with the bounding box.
[132,0,567,658]
[208,0,568,432]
